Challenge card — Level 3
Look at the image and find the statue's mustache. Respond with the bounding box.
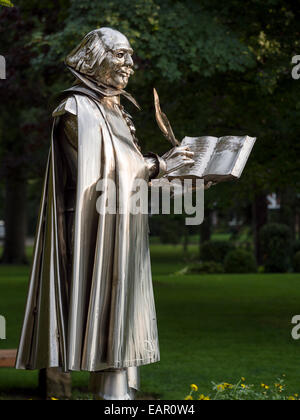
[117,67,134,77]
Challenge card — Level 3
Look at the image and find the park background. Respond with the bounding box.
[1,0,300,400]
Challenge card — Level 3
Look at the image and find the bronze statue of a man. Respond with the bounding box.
[16,28,194,400]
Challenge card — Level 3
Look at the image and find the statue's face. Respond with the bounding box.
[97,47,134,89]
[66,28,136,90]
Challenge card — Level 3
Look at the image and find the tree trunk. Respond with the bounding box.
[279,187,296,240]
[1,177,27,264]
[200,208,212,242]
[183,227,189,254]
[252,193,268,266]
[199,208,212,256]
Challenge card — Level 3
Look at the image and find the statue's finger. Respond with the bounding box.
[204,181,213,190]
[183,159,195,166]
[184,151,194,157]
[173,146,185,153]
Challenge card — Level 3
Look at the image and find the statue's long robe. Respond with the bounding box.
[16,91,160,372]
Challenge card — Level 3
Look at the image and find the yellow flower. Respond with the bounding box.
[223,382,232,389]
[185,396,193,400]
[190,384,198,392]
[241,384,246,389]
[199,394,210,400]
[295,394,299,398]
[261,383,265,388]
[217,384,225,392]
[287,396,296,400]
[265,385,269,390]
[51,397,59,400]
[275,383,284,391]
[241,377,246,382]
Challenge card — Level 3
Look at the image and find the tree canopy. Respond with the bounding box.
[0,0,300,261]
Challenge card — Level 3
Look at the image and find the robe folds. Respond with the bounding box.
[16,93,160,372]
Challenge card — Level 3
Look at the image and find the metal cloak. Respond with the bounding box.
[16,93,160,372]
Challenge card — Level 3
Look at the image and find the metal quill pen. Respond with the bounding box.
[153,88,180,147]
[154,88,192,175]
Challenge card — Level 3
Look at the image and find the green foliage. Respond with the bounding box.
[187,261,224,274]
[1,0,300,259]
[152,215,185,245]
[292,251,300,273]
[0,0,14,7]
[260,223,292,273]
[1,0,300,190]
[224,249,257,273]
[32,0,255,82]
[159,229,181,245]
[185,377,297,400]
[200,240,235,264]
[293,239,300,255]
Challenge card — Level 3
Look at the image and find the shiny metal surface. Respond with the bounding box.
[65,28,140,109]
[167,135,256,182]
[16,90,161,368]
[16,28,194,400]
[153,88,180,147]
[90,367,139,400]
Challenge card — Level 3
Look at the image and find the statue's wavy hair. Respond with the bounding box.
[65,29,108,77]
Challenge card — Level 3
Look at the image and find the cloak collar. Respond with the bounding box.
[65,66,141,110]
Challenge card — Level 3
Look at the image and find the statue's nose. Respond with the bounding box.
[125,54,133,67]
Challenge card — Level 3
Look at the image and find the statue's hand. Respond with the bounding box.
[204,181,217,190]
[162,146,195,174]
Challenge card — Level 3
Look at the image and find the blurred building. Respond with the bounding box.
[0,220,5,241]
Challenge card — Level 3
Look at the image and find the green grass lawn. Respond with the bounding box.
[1,244,300,399]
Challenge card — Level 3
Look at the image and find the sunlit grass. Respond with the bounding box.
[0,245,300,399]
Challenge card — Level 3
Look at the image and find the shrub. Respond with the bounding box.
[184,376,297,400]
[187,261,224,274]
[293,239,300,254]
[159,229,182,245]
[260,223,292,273]
[200,241,235,264]
[224,249,257,273]
[293,251,300,273]
[157,215,184,245]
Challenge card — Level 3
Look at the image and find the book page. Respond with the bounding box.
[168,136,218,178]
[231,136,256,178]
[204,136,247,177]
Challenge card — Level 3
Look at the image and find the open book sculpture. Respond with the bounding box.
[154,89,256,183]
[167,135,256,182]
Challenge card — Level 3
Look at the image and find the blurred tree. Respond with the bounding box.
[0,1,14,7]
[0,1,70,263]
[0,0,300,263]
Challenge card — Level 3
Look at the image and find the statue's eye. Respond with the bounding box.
[116,52,124,59]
